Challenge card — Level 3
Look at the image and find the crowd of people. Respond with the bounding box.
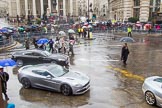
[24,34,75,55]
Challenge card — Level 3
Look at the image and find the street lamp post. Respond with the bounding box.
[88,0,90,38]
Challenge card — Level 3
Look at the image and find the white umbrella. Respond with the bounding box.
[51,24,58,27]
[59,31,66,36]
[68,29,75,33]
[135,23,142,27]
[88,25,92,28]
[82,26,87,29]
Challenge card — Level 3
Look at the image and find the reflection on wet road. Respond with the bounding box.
[6,34,162,108]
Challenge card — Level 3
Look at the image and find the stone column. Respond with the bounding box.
[56,0,58,15]
[48,0,51,13]
[40,0,44,18]
[160,0,162,12]
[33,0,37,17]
[70,0,73,16]
[63,0,66,17]
[16,0,21,16]
[8,0,12,16]
[123,0,132,21]
[25,0,28,17]
[140,0,150,22]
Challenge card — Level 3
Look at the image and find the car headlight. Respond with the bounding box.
[58,59,65,61]
[74,84,83,87]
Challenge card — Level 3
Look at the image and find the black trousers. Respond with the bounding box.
[128,32,132,37]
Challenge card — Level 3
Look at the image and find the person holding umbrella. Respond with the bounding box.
[39,43,46,50]
[24,38,30,50]
[47,39,54,53]
[121,43,130,65]
[0,68,9,100]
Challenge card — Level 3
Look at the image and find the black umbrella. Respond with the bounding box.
[120,37,135,43]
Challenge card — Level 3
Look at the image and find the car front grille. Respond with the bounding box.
[83,81,90,88]
[76,82,90,93]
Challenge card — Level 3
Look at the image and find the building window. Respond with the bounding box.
[149,8,153,18]
[149,0,160,18]
[134,0,140,6]
[150,0,160,6]
[133,8,140,18]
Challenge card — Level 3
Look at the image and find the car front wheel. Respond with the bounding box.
[145,91,156,105]
[61,84,72,96]
[21,78,31,89]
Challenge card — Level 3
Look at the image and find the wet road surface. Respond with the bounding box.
[4,33,162,108]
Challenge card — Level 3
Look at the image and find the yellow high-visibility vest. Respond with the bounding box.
[78,28,81,32]
[127,28,132,32]
[80,28,83,32]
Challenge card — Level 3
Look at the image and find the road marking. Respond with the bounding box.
[107,66,145,81]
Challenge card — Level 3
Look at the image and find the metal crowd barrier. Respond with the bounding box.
[0,36,14,47]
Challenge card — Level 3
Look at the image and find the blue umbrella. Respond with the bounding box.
[0,59,16,67]
[0,28,9,33]
[37,38,49,44]
[120,37,135,43]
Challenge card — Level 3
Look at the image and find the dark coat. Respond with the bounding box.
[121,46,129,60]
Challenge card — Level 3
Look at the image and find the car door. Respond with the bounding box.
[21,52,38,65]
[32,52,46,64]
[32,70,59,91]
[41,71,61,91]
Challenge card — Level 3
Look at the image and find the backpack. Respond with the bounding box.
[0,72,9,82]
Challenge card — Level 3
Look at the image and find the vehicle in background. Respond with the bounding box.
[11,49,69,67]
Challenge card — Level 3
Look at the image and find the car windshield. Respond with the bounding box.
[154,78,162,83]
[41,51,52,57]
[47,65,69,77]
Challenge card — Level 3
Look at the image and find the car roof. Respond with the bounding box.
[145,76,162,83]
[13,49,44,55]
[30,63,59,70]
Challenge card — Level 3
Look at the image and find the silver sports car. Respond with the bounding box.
[18,63,90,96]
[142,76,162,107]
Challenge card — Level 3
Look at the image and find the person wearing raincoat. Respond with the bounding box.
[127,26,132,37]
[121,43,130,65]
[0,68,9,100]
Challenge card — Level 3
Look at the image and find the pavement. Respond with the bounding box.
[0,41,22,53]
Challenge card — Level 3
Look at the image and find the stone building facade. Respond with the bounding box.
[8,0,80,18]
[93,0,162,22]
[0,0,8,17]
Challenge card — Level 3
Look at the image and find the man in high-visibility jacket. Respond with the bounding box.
[80,28,84,38]
[78,28,81,38]
[127,26,132,37]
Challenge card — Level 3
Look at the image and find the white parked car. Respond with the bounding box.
[142,76,162,107]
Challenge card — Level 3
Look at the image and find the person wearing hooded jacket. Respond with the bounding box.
[121,43,130,65]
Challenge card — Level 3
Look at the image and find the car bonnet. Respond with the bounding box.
[60,71,90,85]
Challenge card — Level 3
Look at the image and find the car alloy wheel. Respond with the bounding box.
[61,84,72,96]
[145,91,156,105]
[21,78,31,89]
[16,59,23,67]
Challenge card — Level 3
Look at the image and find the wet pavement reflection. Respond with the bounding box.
[6,34,162,108]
